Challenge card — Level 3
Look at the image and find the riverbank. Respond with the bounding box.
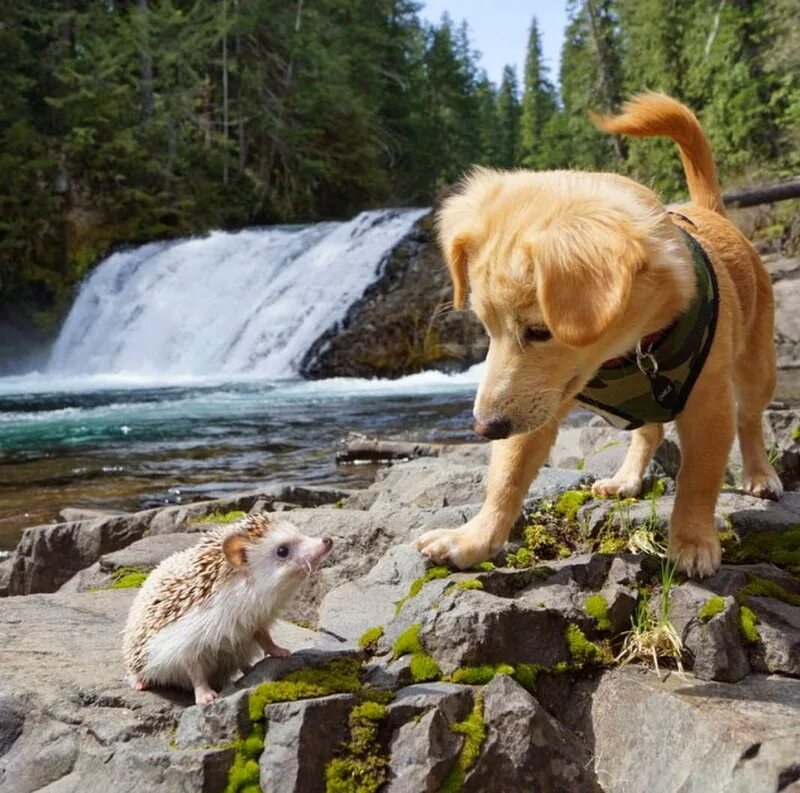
[1,416,799,791]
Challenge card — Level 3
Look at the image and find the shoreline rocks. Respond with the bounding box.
[2,422,800,792]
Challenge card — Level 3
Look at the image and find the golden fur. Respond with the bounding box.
[413,92,780,578]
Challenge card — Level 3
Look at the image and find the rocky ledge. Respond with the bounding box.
[1,414,800,793]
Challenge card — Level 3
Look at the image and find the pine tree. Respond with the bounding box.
[518,18,558,168]
[496,66,521,168]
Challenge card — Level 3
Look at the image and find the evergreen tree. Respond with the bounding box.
[518,18,558,168]
[496,66,521,169]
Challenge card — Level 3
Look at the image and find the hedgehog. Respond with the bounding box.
[123,513,333,704]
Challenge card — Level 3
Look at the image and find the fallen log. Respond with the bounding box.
[722,177,800,208]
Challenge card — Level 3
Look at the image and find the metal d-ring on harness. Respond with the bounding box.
[635,338,679,411]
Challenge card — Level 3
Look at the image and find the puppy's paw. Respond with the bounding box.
[412,525,495,570]
[742,470,783,501]
[669,532,721,579]
[592,476,643,499]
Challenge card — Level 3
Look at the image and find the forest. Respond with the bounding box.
[1,0,798,334]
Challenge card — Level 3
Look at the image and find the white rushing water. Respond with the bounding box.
[48,208,428,378]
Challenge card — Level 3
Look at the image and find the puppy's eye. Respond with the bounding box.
[523,326,552,343]
[276,545,290,558]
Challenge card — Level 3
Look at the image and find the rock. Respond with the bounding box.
[774,278,800,369]
[259,694,356,793]
[366,458,486,511]
[385,707,462,792]
[175,691,250,749]
[300,211,487,379]
[58,507,125,523]
[420,588,570,673]
[60,533,201,593]
[524,468,595,503]
[684,597,750,683]
[232,648,359,692]
[573,667,800,793]
[746,596,800,677]
[385,682,473,731]
[6,512,155,596]
[463,675,603,793]
[336,436,444,465]
[0,558,10,597]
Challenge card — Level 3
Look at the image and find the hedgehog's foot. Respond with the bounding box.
[255,628,291,658]
[188,667,218,705]
[132,678,150,691]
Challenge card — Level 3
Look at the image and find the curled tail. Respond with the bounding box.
[592,92,725,215]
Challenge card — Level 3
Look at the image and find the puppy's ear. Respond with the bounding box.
[531,228,645,347]
[223,533,250,568]
[445,234,470,309]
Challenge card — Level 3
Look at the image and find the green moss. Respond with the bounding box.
[392,624,424,659]
[739,605,761,644]
[196,509,248,525]
[596,534,628,554]
[532,565,556,579]
[334,498,347,509]
[738,575,800,607]
[439,695,486,793]
[395,566,451,613]
[523,523,571,559]
[698,595,725,622]
[472,561,495,572]
[725,527,800,574]
[247,657,362,721]
[642,478,667,499]
[792,425,800,442]
[91,565,152,591]
[512,663,545,692]
[358,626,384,652]
[565,623,612,666]
[584,594,612,631]
[505,546,534,568]
[225,723,265,793]
[576,458,585,471]
[449,664,515,685]
[409,653,442,683]
[325,701,389,793]
[455,579,483,591]
[553,490,591,522]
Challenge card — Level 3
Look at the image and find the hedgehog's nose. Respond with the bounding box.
[322,537,333,551]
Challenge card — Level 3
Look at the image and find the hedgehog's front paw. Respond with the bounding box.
[412,516,501,569]
[194,686,219,705]
[266,644,291,658]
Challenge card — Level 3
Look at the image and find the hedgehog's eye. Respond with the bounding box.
[523,326,552,343]
[276,545,290,558]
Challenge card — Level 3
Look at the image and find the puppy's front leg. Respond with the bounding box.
[413,423,558,568]
[670,383,735,577]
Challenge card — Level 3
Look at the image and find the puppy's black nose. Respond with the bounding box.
[322,536,333,550]
[473,416,511,440]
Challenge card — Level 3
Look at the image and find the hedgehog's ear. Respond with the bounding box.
[223,533,250,568]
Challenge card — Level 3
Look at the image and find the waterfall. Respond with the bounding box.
[48,208,428,378]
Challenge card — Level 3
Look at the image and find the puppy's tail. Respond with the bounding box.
[591,92,725,215]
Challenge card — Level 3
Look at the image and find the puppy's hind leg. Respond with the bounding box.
[592,423,664,498]
[735,338,782,501]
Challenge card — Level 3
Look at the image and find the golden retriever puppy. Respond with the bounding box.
[412,92,780,578]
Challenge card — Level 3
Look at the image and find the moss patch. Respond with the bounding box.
[226,657,364,793]
[553,489,591,522]
[455,578,484,591]
[325,701,389,793]
[196,509,248,525]
[91,565,152,590]
[792,424,800,442]
[642,478,667,499]
[449,664,514,685]
[699,596,725,622]
[724,527,800,575]
[565,623,612,666]
[472,561,495,572]
[358,626,384,652]
[392,623,441,682]
[737,574,800,607]
[439,694,486,793]
[395,566,451,613]
[739,605,761,644]
[584,594,612,631]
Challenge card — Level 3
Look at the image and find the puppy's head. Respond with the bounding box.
[439,169,691,438]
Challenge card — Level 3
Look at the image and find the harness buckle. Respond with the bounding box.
[635,339,659,377]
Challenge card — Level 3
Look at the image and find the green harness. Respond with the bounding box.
[576,227,719,430]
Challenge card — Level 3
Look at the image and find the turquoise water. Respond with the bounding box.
[0,370,482,549]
